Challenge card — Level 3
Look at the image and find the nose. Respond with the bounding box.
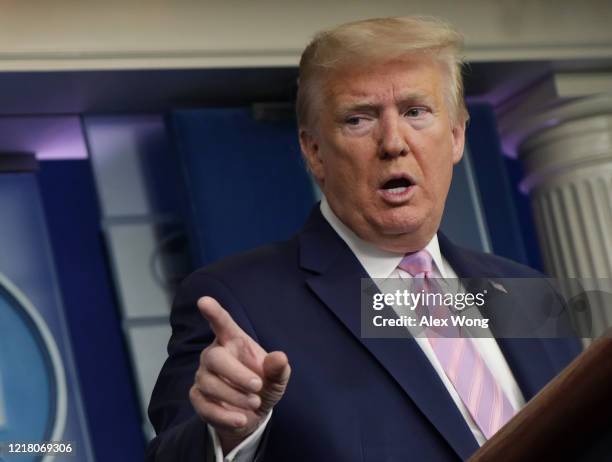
[378,113,408,159]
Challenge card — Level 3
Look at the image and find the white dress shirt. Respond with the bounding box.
[208,198,525,460]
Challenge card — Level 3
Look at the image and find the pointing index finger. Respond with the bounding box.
[197,296,245,342]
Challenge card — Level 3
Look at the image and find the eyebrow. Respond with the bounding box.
[335,91,435,114]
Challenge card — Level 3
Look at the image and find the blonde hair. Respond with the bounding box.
[296,16,469,127]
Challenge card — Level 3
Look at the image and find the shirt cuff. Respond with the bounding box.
[208,411,272,462]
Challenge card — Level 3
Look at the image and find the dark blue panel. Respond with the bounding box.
[37,160,145,462]
[465,103,533,267]
[440,150,488,253]
[171,108,316,265]
[503,157,544,271]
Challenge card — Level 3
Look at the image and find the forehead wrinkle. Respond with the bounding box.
[394,90,435,105]
[322,59,447,120]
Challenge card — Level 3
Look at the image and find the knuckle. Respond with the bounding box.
[194,369,207,387]
[200,347,210,364]
[201,345,221,364]
[190,387,212,420]
[189,384,200,403]
[199,374,217,395]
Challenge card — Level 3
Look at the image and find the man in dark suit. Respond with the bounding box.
[146,16,580,461]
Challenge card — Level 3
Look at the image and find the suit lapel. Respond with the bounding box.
[299,210,479,460]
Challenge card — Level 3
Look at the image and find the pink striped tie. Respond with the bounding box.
[399,250,516,439]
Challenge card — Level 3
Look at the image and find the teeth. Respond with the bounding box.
[386,187,407,194]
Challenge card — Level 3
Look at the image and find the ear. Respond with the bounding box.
[450,121,466,165]
[299,127,325,184]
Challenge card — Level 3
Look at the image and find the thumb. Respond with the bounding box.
[263,351,290,383]
[258,351,291,413]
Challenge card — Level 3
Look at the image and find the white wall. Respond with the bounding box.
[0,0,611,71]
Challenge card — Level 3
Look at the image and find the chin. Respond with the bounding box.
[373,211,439,249]
[374,209,426,235]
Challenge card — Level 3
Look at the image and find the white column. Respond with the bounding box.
[522,114,612,279]
[497,75,612,337]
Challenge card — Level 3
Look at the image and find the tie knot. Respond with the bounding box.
[398,250,433,277]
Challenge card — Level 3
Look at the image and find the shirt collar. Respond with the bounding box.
[320,197,448,279]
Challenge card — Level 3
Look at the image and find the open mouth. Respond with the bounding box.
[380,176,413,194]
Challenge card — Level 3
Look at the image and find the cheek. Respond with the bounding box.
[432,164,454,202]
[427,155,452,182]
[324,162,360,197]
[323,140,370,180]
[416,143,454,193]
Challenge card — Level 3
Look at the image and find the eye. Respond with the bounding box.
[341,114,375,134]
[345,116,365,126]
[404,107,427,118]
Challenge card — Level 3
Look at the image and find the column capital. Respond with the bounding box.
[496,71,612,160]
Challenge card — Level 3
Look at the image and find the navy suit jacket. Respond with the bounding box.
[146,206,580,461]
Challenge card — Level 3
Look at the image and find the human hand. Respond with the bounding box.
[189,296,291,453]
